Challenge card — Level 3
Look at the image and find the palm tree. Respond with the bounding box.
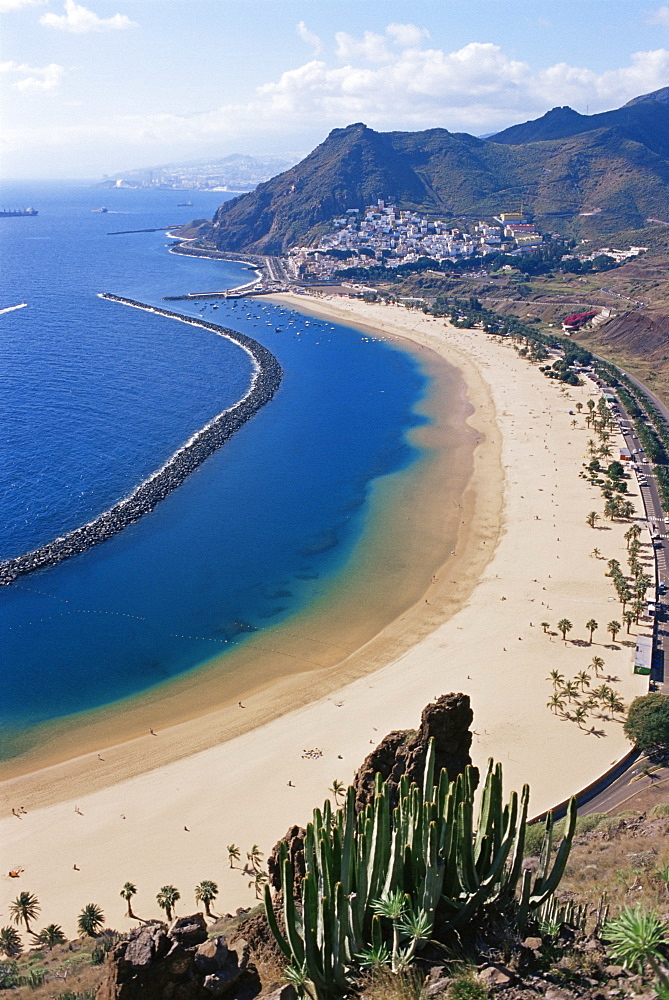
[586,511,599,529]
[585,619,598,643]
[246,845,264,873]
[607,620,622,642]
[77,903,105,938]
[591,547,601,559]
[329,779,346,805]
[621,501,636,520]
[607,558,621,576]
[120,882,137,919]
[0,925,22,957]
[573,706,589,728]
[635,574,652,599]
[576,670,591,691]
[9,892,40,934]
[156,886,180,922]
[557,618,573,641]
[576,402,583,413]
[623,610,636,633]
[563,680,579,701]
[36,924,67,949]
[547,692,565,714]
[618,582,632,612]
[587,438,598,457]
[194,880,218,918]
[547,669,564,687]
[633,599,645,623]
[541,621,551,633]
[591,655,605,677]
[248,871,268,900]
[226,844,241,869]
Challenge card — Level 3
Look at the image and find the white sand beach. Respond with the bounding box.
[0,296,650,938]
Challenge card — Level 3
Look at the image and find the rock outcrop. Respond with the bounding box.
[353,692,477,810]
[96,914,260,1000]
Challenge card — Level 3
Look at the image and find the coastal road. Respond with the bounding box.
[611,392,669,694]
[579,758,669,815]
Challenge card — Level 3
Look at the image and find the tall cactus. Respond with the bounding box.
[265,742,576,1000]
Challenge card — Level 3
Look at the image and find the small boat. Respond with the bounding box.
[178,201,194,207]
[91,206,108,213]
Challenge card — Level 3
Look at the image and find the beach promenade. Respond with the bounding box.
[0,297,649,937]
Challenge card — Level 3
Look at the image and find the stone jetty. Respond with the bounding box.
[0,294,283,586]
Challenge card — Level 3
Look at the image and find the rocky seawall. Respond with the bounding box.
[0,294,283,586]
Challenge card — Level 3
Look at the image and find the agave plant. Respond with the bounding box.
[605,905,669,989]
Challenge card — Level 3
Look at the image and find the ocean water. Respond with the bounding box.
[0,182,429,753]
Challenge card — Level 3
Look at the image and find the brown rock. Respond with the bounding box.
[353,693,477,810]
[267,826,306,892]
[124,924,169,970]
[195,937,229,974]
[168,913,208,949]
[203,967,243,996]
[522,937,543,952]
[261,987,297,1000]
[604,965,626,977]
[478,963,514,988]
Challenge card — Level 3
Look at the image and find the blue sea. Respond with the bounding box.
[0,181,429,758]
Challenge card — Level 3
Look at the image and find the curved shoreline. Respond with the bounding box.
[0,294,283,586]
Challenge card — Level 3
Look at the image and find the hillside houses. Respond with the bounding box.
[287,200,545,281]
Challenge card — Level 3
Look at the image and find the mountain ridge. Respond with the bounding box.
[210,93,669,254]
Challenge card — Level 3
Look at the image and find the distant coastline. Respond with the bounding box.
[0,295,283,585]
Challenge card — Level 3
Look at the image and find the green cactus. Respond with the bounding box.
[265,741,576,1000]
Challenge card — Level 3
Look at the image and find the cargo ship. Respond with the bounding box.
[0,207,38,217]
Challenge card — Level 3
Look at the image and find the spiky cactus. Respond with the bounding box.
[265,740,576,999]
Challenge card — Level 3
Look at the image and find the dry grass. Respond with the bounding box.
[557,806,669,918]
[1,937,106,1000]
[357,966,426,1000]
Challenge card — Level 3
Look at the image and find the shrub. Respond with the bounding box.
[624,694,669,749]
[649,803,669,819]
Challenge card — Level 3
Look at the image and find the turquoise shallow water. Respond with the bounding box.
[0,182,431,755]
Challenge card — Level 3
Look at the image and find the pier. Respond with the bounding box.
[0,295,283,586]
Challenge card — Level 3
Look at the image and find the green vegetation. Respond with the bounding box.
[77,904,105,938]
[9,892,40,935]
[194,880,218,918]
[156,886,180,922]
[624,693,669,749]
[605,905,669,990]
[264,740,576,999]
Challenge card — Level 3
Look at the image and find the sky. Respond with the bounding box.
[2,0,669,179]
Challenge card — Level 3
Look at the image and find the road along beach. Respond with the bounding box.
[0,296,649,937]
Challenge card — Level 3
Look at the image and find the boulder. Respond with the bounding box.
[169,913,208,949]
[478,963,514,988]
[123,925,169,970]
[261,987,297,1000]
[353,693,477,810]
[203,966,243,996]
[267,826,306,892]
[195,937,229,974]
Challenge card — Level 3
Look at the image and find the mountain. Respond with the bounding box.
[488,98,669,158]
[210,96,669,254]
[624,85,669,106]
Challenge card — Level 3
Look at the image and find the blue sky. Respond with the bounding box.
[2,0,669,178]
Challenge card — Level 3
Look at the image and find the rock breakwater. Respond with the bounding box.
[0,294,283,586]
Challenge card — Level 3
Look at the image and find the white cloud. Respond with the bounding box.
[296,21,322,56]
[4,27,669,174]
[0,60,63,92]
[40,0,136,32]
[0,0,46,13]
[386,23,430,48]
[648,6,669,25]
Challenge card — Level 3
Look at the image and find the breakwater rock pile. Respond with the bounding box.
[0,294,283,586]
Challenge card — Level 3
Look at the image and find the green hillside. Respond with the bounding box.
[210,96,669,254]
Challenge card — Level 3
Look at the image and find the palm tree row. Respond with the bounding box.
[552,617,622,643]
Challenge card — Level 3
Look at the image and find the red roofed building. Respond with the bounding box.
[562,310,598,333]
